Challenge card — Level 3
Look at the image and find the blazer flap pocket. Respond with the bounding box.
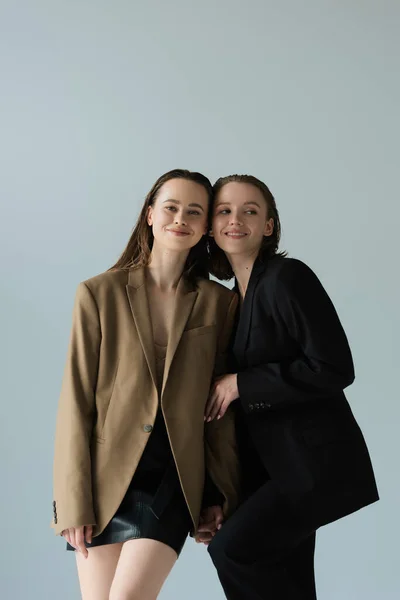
[302,428,327,447]
[301,423,350,447]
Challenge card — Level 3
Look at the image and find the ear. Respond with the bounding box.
[264,218,274,237]
[147,205,153,226]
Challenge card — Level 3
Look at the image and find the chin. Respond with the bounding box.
[216,239,248,253]
[165,241,193,252]
[163,236,198,252]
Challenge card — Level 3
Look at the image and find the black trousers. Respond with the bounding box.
[208,480,317,600]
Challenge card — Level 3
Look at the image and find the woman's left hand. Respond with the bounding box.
[205,374,239,421]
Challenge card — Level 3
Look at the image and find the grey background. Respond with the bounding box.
[1,0,398,598]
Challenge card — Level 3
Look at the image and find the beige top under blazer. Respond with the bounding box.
[52,267,240,537]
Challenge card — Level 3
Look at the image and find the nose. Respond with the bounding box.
[174,210,187,226]
[228,212,242,226]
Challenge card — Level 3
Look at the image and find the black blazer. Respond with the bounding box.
[233,255,379,528]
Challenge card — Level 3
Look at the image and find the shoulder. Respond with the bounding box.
[77,269,129,300]
[82,268,128,289]
[196,278,237,322]
[196,277,235,301]
[257,256,325,306]
[260,256,319,288]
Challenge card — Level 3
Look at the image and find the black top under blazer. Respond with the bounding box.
[234,255,379,528]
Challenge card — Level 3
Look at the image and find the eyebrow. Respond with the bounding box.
[162,198,205,211]
[215,201,261,208]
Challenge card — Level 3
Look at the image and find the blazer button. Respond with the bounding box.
[143,424,153,433]
[249,404,254,410]
[260,402,265,408]
[266,403,271,408]
[255,403,260,409]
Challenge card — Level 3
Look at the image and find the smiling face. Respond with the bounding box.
[212,182,274,258]
[147,178,209,252]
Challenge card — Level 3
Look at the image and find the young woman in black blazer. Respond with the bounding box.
[201,174,379,599]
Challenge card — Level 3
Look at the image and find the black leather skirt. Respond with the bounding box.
[66,463,192,556]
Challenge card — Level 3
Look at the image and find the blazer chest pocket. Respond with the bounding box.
[245,322,294,360]
[182,324,216,339]
[247,324,271,349]
[180,325,216,369]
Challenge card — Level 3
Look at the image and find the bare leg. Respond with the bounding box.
[109,538,178,600]
[75,543,123,600]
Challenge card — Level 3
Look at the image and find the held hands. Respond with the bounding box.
[205,374,239,422]
[62,525,93,559]
[195,505,224,545]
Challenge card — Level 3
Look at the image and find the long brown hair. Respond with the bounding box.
[109,169,213,280]
[209,174,287,280]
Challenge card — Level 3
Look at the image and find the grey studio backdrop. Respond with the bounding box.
[1,1,398,598]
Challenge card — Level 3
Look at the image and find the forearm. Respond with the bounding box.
[238,356,354,413]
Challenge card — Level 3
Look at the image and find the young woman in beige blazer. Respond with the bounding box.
[52,169,240,599]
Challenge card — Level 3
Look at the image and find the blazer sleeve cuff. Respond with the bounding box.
[237,370,273,414]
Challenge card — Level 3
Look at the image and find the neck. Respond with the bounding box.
[227,251,259,299]
[146,243,189,290]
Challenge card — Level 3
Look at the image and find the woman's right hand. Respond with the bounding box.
[195,506,224,545]
[62,525,93,558]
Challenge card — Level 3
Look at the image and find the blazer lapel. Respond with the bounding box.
[162,276,198,396]
[233,258,265,364]
[126,268,157,389]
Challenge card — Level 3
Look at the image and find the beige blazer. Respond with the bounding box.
[52,267,240,537]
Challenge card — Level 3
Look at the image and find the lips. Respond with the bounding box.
[166,229,190,236]
[225,231,247,238]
